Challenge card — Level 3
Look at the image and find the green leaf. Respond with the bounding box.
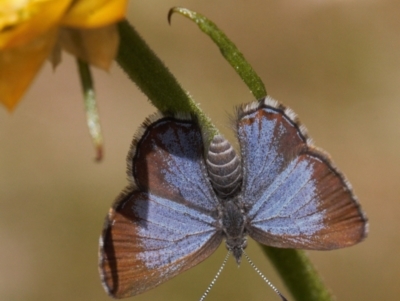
[168,7,267,99]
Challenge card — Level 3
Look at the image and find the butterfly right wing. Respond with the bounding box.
[99,114,222,298]
[236,97,367,250]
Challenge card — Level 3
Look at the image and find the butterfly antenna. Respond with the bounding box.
[198,251,231,301]
[243,251,289,301]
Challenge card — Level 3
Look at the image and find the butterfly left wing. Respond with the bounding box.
[236,97,367,250]
[99,114,222,298]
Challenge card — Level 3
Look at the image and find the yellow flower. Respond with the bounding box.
[0,0,128,110]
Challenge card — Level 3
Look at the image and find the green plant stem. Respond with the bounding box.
[116,17,334,301]
[77,59,103,161]
[262,247,333,301]
[116,20,218,138]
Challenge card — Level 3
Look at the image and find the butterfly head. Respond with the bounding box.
[226,238,247,265]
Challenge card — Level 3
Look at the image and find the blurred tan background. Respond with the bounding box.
[1,0,399,300]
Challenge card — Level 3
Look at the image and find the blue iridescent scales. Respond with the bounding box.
[99,96,368,298]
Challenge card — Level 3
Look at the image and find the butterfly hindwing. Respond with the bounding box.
[236,97,367,250]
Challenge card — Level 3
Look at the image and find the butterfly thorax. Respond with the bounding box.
[221,199,247,264]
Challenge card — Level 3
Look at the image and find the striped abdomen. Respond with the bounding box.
[206,135,242,199]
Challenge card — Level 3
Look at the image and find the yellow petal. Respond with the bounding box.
[0,28,57,110]
[59,24,118,70]
[62,0,128,28]
[0,0,72,49]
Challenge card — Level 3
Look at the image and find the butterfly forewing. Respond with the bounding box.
[99,115,222,298]
[130,115,219,213]
[237,97,367,249]
[236,98,308,210]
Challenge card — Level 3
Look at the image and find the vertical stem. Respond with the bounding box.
[262,247,333,301]
[77,58,103,161]
[116,20,218,139]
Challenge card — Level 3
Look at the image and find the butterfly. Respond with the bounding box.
[99,96,367,298]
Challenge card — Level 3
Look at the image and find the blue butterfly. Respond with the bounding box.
[99,97,367,298]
